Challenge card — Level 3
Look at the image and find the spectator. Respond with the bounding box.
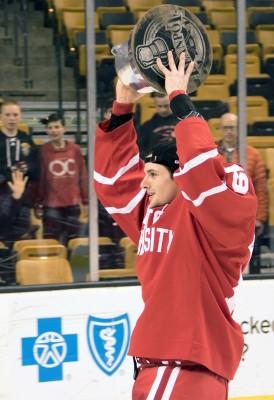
[0,170,28,284]
[36,112,88,244]
[218,113,269,272]
[0,100,39,245]
[218,113,269,236]
[137,92,178,158]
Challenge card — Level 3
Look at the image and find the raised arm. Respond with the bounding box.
[157,52,257,248]
[93,81,148,243]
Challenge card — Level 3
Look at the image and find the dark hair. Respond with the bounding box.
[144,140,179,174]
[40,112,65,126]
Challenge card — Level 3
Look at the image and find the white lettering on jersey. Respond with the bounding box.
[224,164,249,194]
[49,159,76,177]
[138,227,174,255]
[143,208,153,226]
[231,171,249,194]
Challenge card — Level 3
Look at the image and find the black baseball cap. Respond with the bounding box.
[144,140,179,173]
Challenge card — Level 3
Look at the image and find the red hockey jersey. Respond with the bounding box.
[39,141,88,207]
[94,107,257,381]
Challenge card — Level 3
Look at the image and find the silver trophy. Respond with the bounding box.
[112,5,212,94]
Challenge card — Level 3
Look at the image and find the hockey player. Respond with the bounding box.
[94,52,257,399]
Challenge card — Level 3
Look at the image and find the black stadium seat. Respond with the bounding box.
[264,56,274,80]
[75,30,107,48]
[221,30,257,51]
[195,11,210,25]
[95,0,126,7]
[250,12,274,28]
[162,0,202,6]
[246,0,274,6]
[192,99,229,120]
[229,76,274,100]
[250,121,274,136]
[100,11,135,30]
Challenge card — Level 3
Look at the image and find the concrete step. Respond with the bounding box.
[0,6,78,101]
[0,88,81,102]
[0,54,57,66]
[4,7,44,27]
[0,79,76,91]
[3,32,54,47]
[31,66,75,84]
[0,45,57,60]
[0,65,74,84]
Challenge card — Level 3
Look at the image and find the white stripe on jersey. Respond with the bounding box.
[224,164,244,174]
[146,366,166,400]
[174,148,218,176]
[94,153,139,185]
[161,367,181,399]
[181,182,227,207]
[106,189,146,214]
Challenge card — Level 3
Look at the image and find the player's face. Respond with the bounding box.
[0,104,21,132]
[154,96,172,117]
[141,162,178,208]
[46,121,65,144]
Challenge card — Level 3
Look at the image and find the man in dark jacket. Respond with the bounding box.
[0,100,39,244]
[137,92,178,159]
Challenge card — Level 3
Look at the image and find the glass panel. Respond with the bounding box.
[1,1,274,289]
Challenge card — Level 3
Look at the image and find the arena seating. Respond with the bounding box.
[16,258,73,285]
[4,0,274,284]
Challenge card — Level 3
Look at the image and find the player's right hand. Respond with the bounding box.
[156,51,194,96]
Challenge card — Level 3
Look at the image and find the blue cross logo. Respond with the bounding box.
[22,317,78,382]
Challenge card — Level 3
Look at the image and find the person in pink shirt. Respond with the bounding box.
[36,112,88,244]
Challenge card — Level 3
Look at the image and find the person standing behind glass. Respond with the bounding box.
[0,100,39,245]
[36,112,88,244]
[217,113,269,272]
[218,113,268,236]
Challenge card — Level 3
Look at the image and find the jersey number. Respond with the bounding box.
[232,171,249,194]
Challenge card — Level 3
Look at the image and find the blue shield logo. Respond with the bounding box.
[87,314,130,376]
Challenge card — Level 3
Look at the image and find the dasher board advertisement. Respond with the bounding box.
[0,280,273,399]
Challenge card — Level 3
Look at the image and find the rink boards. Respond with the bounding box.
[0,279,273,400]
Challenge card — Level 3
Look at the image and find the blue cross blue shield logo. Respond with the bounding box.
[87,314,130,376]
[21,317,78,382]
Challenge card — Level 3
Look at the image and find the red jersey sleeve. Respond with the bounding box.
[94,119,147,244]
[173,116,257,249]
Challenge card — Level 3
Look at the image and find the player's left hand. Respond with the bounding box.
[156,51,194,96]
[115,79,146,104]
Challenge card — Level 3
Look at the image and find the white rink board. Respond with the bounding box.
[0,280,273,400]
